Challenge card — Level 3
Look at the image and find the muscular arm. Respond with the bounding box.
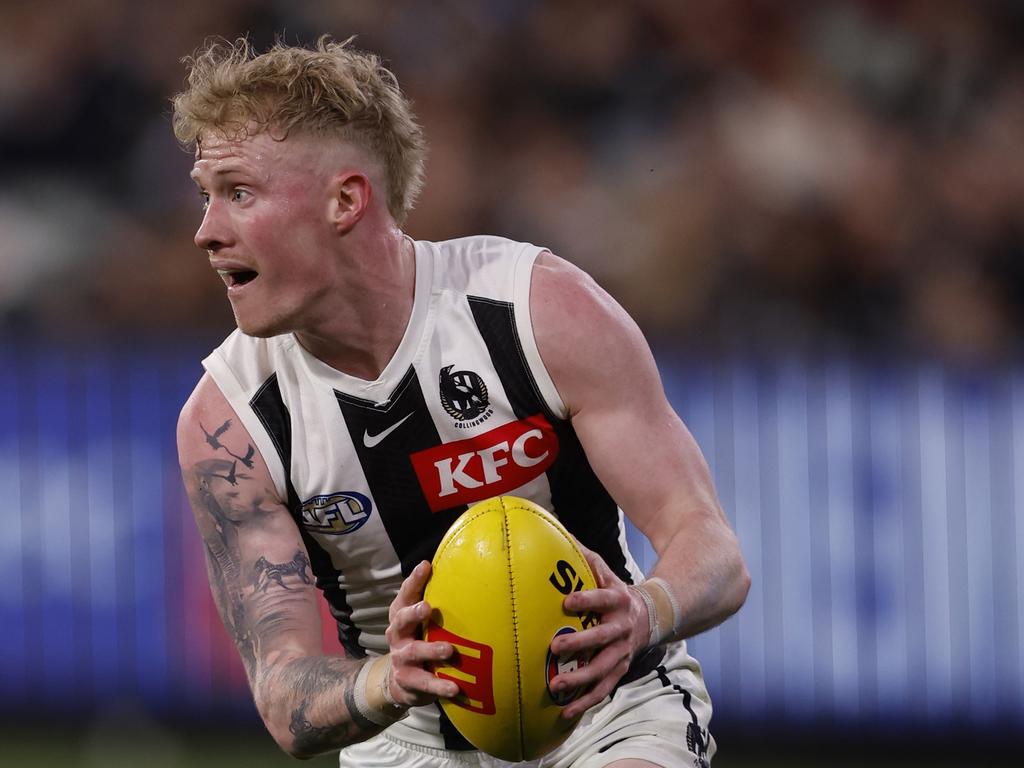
[531,253,750,716]
[178,374,445,757]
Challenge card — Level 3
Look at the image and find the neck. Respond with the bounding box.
[295,226,417,381]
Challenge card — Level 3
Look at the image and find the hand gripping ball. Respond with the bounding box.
[423,496,599,761]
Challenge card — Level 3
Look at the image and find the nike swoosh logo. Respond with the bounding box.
[363,412,414,448]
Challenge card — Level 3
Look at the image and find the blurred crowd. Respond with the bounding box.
[3,0,1024,361]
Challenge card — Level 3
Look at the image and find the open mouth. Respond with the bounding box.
[219,269,259,288]
[231,270,258,286]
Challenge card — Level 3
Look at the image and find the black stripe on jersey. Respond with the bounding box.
[334,367,475,750]
[467,295,631,583]
[335,366,468,577]
[250,374,365,658]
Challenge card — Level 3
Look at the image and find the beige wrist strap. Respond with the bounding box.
[645,577,683,640]
[377,656,400,708]
[629,583,659,646]
[632,577,684,647]
[354,656,408,727]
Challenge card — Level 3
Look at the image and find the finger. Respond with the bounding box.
[389,640,460,705]
[557,655,630,720]
[389,599,432,641]
[579,545,617,588]
[388,561,433,632]
[564,582,627,614]
[561,675,616,720]
[551,620,624,655]
[391,561,432,617]
[393,666,461,703]
[572,537,596,559]
[570,538,615,589]
[551,642,627,692]
[393,638,456,666]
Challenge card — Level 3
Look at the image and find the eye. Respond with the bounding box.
[199,190,210,211]
[231,188,252,203]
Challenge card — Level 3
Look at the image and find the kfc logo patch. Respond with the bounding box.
[410,414,559,512]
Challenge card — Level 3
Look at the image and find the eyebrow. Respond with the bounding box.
[190,165,255,182]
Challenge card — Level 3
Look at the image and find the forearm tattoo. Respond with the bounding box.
[187,419,377,753]
[253,552,312,592]
[195,475,258,680]
[281,658,375,755]
[187,419,303,685]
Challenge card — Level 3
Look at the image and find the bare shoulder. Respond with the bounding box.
[530,251,628,332]
[530,251,661,417]
[177,372,284,510]
[177,371,233,449]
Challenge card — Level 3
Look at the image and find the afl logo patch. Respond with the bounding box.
[300,491,372,535]
[439,365,493,426]
[545,627,588,706]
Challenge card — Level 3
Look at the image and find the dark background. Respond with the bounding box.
[2,1,1023,765]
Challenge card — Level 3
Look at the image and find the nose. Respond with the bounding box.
[194,200,231,252]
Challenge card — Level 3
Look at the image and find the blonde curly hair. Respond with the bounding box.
[172,36,426,224]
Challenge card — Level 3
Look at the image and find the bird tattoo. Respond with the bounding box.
[227,443,256,469]
[209,460,242,486]
[200,420,232,451]
[199,421,256,470]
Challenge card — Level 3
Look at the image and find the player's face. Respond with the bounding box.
[190,130,337,337]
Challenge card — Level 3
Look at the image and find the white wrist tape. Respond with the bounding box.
[352,658,403,728]
[646,577,683,640]
[378,656,400,708]
[630,583,660,647]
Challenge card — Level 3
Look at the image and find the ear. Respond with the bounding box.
[328,172,372,234]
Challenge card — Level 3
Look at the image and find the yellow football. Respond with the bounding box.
[423,496,599,762]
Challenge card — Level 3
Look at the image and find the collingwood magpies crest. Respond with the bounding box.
[439,364,493,427]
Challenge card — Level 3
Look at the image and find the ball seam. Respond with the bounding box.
[501,498,526,758]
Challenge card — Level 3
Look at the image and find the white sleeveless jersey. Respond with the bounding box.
[203,235,685,750]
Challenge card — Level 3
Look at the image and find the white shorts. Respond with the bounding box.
[337,641,715,768]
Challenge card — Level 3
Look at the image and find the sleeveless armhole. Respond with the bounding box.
[512,245,569,420]
[202,348,290,501]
